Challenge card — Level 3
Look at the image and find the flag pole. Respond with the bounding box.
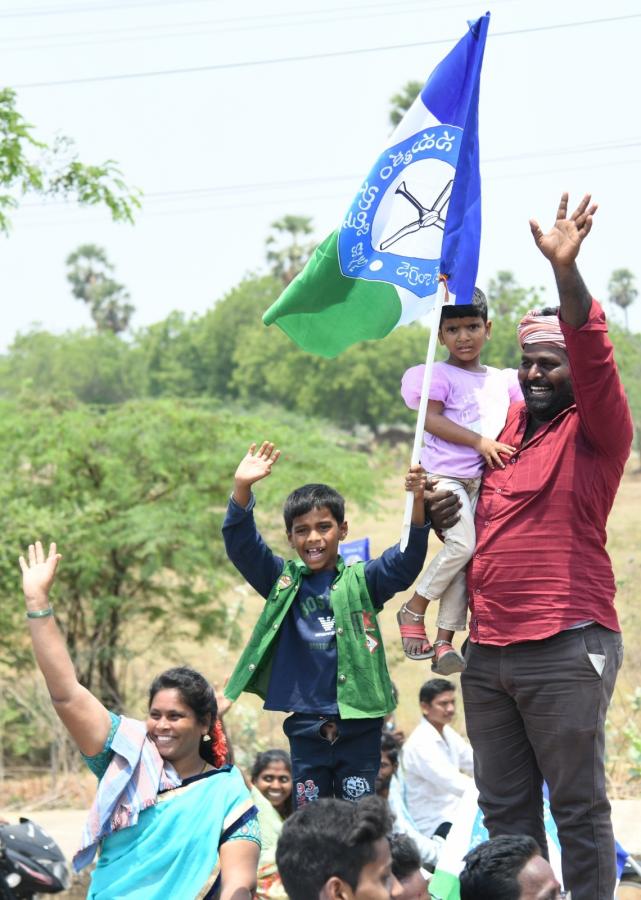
[399,277,447,551]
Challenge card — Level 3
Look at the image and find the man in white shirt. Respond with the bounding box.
[403,678,474,838]
[376,733,444,870]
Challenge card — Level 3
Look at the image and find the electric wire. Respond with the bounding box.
[11,12,641,90]
[16,136,641,211]
[14,155,641,228]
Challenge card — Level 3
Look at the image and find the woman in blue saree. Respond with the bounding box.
[20,541,259,900]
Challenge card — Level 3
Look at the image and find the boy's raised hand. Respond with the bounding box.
[233,441,281,507]
[19,541,62,611]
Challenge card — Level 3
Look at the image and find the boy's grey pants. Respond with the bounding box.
[461,624,623,900]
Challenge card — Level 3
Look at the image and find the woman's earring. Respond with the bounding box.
[202,734,212,742]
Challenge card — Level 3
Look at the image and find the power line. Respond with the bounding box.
[0,6,443,53]
[11,13,641,90]
[15,154,641,226]
[17,136,641,211]
[0,0,434,42]
[0,0,220,19]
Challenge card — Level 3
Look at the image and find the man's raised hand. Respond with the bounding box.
[529,192,597,268]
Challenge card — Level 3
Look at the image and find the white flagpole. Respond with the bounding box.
[399,279,447,551]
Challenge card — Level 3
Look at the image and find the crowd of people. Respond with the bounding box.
[19,191,629,900]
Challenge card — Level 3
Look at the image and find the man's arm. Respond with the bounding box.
[531,193,633,456]
[529,192,596,328]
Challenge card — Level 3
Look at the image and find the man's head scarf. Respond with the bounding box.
[517,309,566,350]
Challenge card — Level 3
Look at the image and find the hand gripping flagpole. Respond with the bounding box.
[399,276,448,552]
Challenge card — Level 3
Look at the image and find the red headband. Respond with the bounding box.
[517,310,566,350]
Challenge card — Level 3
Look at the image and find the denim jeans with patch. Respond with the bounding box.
[283,713,383,806]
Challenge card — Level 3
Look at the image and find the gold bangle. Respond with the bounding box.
[26,607,54,619]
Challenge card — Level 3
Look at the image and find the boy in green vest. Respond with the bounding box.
[223,440,432,807]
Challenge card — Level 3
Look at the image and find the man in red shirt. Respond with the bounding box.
[461,193,632,900]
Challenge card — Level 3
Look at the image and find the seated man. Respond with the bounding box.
[459,835,563,900]
[403,678,473,838]
[376,733,443,870]
[389,834,428,900]
[276,795,401,900]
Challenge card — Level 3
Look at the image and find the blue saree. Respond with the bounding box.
[82,715,258,899]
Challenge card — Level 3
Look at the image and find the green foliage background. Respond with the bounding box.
[1,265,641,771]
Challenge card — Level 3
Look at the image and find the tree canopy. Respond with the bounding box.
[0,87,140,234]
[0,396,376,710]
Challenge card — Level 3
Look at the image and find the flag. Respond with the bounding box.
[263,13,490,358]
[339,537,371,565]
[428,785,564,900]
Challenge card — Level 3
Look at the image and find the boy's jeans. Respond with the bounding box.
[416,473,481,631]
[283,713,383,807]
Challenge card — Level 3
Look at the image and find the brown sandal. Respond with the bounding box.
[431,640,466,674]
[396,606,435,660]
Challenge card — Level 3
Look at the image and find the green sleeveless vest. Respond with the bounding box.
[224,556,396,719]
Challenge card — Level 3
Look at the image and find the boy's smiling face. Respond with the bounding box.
[287,505,348,572]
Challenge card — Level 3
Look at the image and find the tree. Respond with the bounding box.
[608,268,638,331]
[231,320,429,431]
[265,215,316,285]
[189,274,282,397]
[0,327,145,404]
[0,88,140,234]
[0,396,377,711]
[483,271,544,369]
[388,80,423,128]
[66,244,135,334]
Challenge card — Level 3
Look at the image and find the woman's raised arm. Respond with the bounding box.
[20,541,113,757]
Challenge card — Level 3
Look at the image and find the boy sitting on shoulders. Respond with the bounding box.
[223,441,448,807]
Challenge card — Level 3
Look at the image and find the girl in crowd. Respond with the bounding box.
[250,749,293,900]
[20,541,260,900]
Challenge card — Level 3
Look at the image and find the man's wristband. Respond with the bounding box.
[26,606,54,619]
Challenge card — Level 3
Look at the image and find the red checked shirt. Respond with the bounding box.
[468,300,633,645]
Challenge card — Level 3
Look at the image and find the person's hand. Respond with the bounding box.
[475,436,516,469]
[19,541,62,612]
[425,483,461,532]
[405,464,428,498]
[234,441,281,490]
[529,192,597,268]
[214,677,233,719]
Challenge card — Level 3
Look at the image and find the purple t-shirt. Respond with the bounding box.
[401,362,522,478]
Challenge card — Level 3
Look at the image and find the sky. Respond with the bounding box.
[1,0,640,349]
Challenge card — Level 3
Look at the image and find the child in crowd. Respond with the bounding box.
[398,288,521,674]
[223,440,430,807]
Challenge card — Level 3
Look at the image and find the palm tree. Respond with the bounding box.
[388,80,423,128]
[66,244,134,334]
[608,268,638,331]
[265,215,316,286]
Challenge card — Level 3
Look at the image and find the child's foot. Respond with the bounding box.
[396,604,434,660]
[431,640,466,675]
